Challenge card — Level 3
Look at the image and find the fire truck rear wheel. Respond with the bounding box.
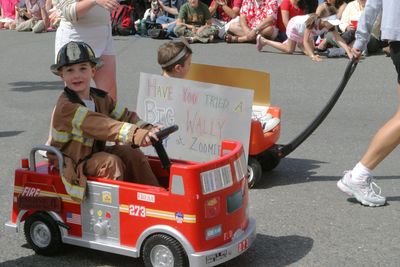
[142,234,189,267]
[24,212,62,256]
[247,157,262,188]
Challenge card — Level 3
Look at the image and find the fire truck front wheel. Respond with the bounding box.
[24,212,62,256]
[142,234,189,267]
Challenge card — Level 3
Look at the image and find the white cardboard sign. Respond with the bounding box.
[136,73,253,162]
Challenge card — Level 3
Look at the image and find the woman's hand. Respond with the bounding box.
[95,0,120,11]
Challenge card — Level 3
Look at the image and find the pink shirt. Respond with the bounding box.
[0,0,19,19]
[240,0,278,29]
[210,0,243,22]
[25,0,45,20]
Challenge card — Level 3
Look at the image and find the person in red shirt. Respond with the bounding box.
[276,0,305,42]
[224,0,278,43]
[209,0,242,38]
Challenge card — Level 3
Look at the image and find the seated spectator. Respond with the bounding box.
[156,0,186,37]
[208,0,242,39]
[256,7,352,61]
[0,0,19,29]
[16,0,49,33]
[174,0,218,43]
[320,0,381,55]
[224,0,278,43]
[276,0,305,42]
[316,0,346,19]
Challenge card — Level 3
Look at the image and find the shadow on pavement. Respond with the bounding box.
[220,234,313,266]
[2,234,313,267]
[9,81,64,92]
[255,157,400,189]
[0,130,24,138]
[2,243,143,267]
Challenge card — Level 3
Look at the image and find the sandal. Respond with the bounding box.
[256,34,263,52]
[225,34,238,43]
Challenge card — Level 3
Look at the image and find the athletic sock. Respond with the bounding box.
[351,162,372,182]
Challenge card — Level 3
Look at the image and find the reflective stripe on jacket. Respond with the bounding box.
[50,87,152,202]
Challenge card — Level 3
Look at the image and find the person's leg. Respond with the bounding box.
[337,41,400,206]
[227,21,246,37]
[15,18,34,31]
[32,20,45,33]
[359,84,400,170]
[259,25,277,40]
[84,151,126,180]
[257,36,297,54]
[105,145,160,186]
[93,55,117,100]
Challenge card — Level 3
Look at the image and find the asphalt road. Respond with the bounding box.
[0,31,399,267]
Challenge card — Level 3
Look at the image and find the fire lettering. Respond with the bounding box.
[21,187,41,197]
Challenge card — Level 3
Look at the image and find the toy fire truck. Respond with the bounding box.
[5,125,256,267]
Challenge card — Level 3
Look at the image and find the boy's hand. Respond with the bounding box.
[141,125,162,147]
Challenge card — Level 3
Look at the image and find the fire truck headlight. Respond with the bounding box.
[205,224,222,240]
[204,197,220,219]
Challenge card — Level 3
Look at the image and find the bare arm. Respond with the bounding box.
[281,9,289,28]
[209,1,218,16]
[303,28,319,60]
[40,6,49,30]
[239,14,251,33]
[158,0,178,16]
[219,0,239,19]
[175,17,196,30]
[75,0,119,18]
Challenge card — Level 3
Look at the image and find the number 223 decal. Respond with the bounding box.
[129,205,146,217]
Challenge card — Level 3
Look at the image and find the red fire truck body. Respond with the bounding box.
[6,140,256,266]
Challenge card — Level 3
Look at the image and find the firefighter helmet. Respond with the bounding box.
[50,41,103,75]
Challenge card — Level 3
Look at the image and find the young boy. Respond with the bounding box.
[158,39,193,78]
[50,41,160,202]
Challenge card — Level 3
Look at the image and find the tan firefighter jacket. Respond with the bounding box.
[49,87,153,202]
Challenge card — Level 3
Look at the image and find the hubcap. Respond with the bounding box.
[247,166,254,184]
[30,221,51,248]
[150,244,174,267]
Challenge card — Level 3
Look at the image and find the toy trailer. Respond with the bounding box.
[5,126,256,267]
[186,61,357,188]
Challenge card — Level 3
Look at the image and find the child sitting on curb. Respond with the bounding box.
[49,41,161,202]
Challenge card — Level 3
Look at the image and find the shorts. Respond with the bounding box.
[389,41,400,84]
[55,22,115,62]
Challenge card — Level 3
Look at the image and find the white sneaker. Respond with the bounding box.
[261,117,280,132]
[337,171,386,207]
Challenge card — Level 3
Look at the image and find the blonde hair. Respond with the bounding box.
[305,6,337,29]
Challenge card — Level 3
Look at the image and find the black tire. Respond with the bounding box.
[24,212,62,256]
[142,234,189,267]
[247,157,262,188]
[258,150,281,172]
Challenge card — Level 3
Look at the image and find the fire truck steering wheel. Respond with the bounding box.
[151,124,179,170]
